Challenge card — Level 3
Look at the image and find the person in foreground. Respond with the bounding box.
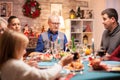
[0,29,73,80]
[100,8,120,59]
[35,15,68,53]
[7,16,21,32]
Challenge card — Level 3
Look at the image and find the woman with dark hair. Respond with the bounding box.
[7,16,21,32]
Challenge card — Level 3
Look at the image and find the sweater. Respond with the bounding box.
[1,59,62,80]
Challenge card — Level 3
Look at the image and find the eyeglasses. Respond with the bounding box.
[51,22,60,25]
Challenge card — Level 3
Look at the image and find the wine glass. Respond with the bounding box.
[96,47,106,58]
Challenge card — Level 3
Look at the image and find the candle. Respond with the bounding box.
[92,38,94,55]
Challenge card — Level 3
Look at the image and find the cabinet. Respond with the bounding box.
[65,19,93,45]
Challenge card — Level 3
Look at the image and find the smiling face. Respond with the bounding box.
[48,15,60,33]
[102,14,115,31]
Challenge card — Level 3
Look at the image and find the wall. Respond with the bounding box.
[91,0,106,50]
[106,0,120,23]
[1,0,85,32]
[1,0,120,50]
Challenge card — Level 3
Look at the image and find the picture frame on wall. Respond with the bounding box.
[78,1,89,7]
[79,8,93,19]
[51,3,62,16]
[0,2,13,17]
[50,3,65,29]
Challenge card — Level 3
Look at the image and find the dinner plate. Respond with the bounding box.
[102,61,120,65]
[70,67,84,72]
[108,66,120,73]
[102,61,120,73]
[70,69,84,72]
[109,68,120,73]
[64,66,84,72]
[38,62,55,69]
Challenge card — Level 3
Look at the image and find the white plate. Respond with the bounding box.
[108,66,120,73]
[38,62,55,69]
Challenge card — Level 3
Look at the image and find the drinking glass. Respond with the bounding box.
[96,47,106,57]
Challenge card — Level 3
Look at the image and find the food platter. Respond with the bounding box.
[64,59,84,72]
[65,65,84,72]
[28,52,53,62]
[40,53,53,61]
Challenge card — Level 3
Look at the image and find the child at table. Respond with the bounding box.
[0,29,73,80]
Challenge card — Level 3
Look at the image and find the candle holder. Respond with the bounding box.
[92,38,95,57]
[69,9,76,19]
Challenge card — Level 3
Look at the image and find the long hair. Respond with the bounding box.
[0,29,29,68]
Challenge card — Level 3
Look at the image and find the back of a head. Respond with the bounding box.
[0,29,29,67]
[101,8,118,22]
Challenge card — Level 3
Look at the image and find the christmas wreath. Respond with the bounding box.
[22,0,41,18]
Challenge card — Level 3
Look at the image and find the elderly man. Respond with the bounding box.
[35,15,67,53]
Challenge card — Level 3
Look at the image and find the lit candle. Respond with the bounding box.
[92,38,94,55]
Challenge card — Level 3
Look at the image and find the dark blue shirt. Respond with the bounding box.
[35,29,68,52]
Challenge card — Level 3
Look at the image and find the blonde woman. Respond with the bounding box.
[0,30,73,80]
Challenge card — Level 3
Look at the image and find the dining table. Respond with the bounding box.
[70,61,120,80]
[38,58,120,80]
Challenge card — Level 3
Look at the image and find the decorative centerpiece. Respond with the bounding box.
[22,0,41,18]
[76,6,81,18]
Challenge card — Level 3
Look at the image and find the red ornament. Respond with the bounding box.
[22,0,41,18]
